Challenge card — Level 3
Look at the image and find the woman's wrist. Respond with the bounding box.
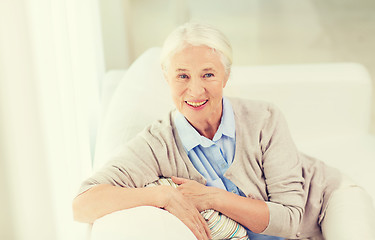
[150,185,174,208]
[205,187,225,211]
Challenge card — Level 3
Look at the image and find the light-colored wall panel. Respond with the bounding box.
[99,0,132,69]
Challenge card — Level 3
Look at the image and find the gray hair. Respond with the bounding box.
[160,22,233,74]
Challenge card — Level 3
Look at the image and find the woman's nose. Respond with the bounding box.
[188,78,205,97]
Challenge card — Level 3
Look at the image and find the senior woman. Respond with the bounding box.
[73,23,375,240]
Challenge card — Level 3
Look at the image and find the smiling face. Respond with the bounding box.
[165,45,229,136]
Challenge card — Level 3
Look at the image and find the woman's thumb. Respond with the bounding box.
[171,176,188,185]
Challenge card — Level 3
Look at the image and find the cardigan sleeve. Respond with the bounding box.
[76,117,181,196]
[76,116,202,197]
[77,131,163,196]
[259,104,305,237]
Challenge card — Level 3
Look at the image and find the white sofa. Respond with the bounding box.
[90,47,375,239]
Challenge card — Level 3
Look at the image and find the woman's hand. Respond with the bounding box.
[172,176,270,234]
[158,185,211,240]
[171,176,219,212]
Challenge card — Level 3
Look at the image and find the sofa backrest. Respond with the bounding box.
[226,63,372,143]
[94,47,372,169]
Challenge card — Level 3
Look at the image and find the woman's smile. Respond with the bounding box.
[185,99,208,109]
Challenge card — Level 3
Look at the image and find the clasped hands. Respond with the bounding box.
[159,176,219,240]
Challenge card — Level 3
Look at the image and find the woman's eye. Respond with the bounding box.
[178,74,189,79]
[204,73,214,78]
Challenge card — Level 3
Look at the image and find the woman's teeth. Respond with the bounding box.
[186,100,208,107]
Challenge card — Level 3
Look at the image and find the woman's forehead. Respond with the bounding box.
[172,65,218,72]
[170,46,224,70]
[174,45,219,58]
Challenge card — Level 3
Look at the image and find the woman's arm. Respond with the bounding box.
[73,184,162,223]
[72,184,211,240]
[211,188,269,233]
[172,176,269,233]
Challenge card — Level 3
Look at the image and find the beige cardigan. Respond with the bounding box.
[79,98,342,239]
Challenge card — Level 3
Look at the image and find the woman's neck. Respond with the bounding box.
[197,125,218,140]
[190,116,221,140]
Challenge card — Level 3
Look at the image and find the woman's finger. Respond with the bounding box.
[171,176,189,185]
[176,209,208,240]
[162,187,209,240]
[185,208,210,240]
[189,217,209,240]
[186,209,210,240]
[198,212,212,239]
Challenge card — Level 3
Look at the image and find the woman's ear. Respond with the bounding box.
[223,70,230,88]
[163,73,170,84]
[161,65,169,83]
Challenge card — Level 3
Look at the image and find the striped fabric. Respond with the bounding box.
[147,178,249,240]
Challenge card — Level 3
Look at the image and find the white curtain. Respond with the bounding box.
[0,0,104,239]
